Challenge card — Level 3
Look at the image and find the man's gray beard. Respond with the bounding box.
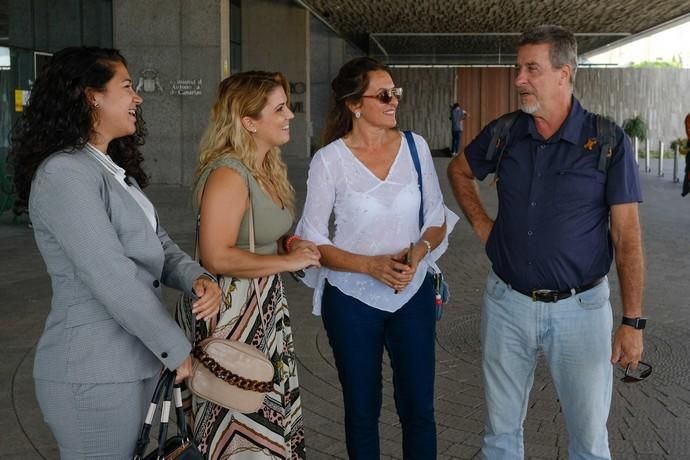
[520,103,539,114]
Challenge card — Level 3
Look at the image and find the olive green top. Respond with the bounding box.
[196,157,293,255]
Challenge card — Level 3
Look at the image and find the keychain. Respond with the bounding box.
[434,273,443,321]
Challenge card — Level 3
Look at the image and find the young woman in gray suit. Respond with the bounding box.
[9,47,222,459]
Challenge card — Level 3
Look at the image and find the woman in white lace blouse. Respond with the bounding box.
[295,57,458,459]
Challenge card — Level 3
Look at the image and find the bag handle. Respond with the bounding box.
[133,370,193,459]
[190,344,273,392]
[133,370,175,459]
[154,370,176,459]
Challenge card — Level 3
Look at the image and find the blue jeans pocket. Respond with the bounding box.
[575,281,609,309]
[485,274,508,301]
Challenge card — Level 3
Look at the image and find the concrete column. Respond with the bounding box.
[309,15,364,152]
[241,0,309,158]
[113,0,221,185]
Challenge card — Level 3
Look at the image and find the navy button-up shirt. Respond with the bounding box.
[465,98,642,292]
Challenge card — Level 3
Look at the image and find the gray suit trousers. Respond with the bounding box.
[35,376,158,459]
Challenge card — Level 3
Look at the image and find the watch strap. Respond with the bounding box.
[622,316,647,330]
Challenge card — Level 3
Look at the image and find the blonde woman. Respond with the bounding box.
[180,71,319,459]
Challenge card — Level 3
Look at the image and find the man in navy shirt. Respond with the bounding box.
[448,25,645,459]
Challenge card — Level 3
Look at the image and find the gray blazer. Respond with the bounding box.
[29,147,204,384]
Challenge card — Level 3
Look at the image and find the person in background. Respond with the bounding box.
[295,57,458,459]
[10,46,221,459]
[682,112,690,196]
[450,102,468,156]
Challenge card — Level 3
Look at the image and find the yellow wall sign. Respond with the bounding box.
[15,89,29,112]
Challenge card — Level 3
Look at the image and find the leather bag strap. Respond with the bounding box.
[403,130,424,230]
[191,170,265,342]
[247,187,264,317]
[191,345,273,392]
[133,369,175,459]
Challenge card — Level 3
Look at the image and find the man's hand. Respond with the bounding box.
[191,276,222,320]
[609,203,645,369]
[611,325,644,369]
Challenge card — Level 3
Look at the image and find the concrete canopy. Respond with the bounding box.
[297,0,690,65]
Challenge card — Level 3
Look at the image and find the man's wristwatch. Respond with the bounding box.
[621,316,647,330]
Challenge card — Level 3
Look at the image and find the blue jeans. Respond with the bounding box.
[481,270,613,460]
[451,129,462,154]
[322,277,437,460]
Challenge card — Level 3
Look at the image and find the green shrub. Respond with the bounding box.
[670,138,688,155]
[622,116,647,140]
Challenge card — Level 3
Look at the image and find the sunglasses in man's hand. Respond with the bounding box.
[620,361,653,383]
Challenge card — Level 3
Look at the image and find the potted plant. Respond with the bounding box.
[622,115,647,141]
[670,138,688,156]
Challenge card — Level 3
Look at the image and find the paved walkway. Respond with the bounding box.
[1,156,689,459]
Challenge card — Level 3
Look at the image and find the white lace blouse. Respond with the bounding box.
[295,131,459,315]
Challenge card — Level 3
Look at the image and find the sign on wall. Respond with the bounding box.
[170,79,203,96]
[289,81,306,113]
[134,68,203,97]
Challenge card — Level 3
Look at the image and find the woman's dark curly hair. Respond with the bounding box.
[9,46,148,207]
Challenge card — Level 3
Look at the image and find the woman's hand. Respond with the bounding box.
[175,355,193,383]
[365,253,415,292]
[290,239,321,259]
[191,276,222,320]
[394,241,430,277]
[283,243,321,272]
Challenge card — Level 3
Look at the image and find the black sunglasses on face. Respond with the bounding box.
[361,87,403,104]
[620,360,653,383]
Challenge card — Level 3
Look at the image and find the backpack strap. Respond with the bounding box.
[596,115,618,173]
[403,130,424,229]
[486,111,521,161]
[486,111,520,185]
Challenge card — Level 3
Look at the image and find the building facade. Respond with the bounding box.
[2,1,688,186]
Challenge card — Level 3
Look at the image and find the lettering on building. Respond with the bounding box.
[289,81,306,113]
[290,101,304,113]
[170,79,203,96]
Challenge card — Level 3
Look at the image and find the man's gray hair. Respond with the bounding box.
[519,25,578,84]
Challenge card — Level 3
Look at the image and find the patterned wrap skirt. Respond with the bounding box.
[177,274,305,459]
